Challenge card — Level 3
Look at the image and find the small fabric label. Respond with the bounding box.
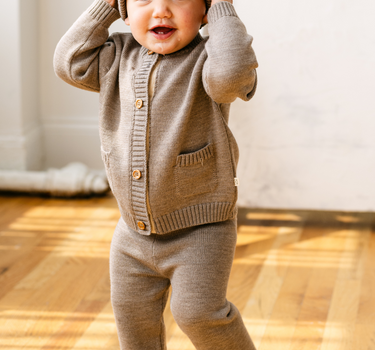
[234,177,240,187]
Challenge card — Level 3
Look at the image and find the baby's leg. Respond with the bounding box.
[154,218,256,350]
[110,218,170,350]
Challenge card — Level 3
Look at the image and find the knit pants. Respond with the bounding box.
[109,215,256,350]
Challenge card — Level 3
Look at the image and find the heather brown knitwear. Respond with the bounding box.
[110,216,256,350]
[54,0,258,348]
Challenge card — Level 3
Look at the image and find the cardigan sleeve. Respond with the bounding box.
[203,2,258,104]
[53,0,121,93]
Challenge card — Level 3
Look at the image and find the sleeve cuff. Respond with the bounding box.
[88,0,121,27]
[207,1,238,24]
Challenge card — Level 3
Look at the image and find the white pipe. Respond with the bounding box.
[0,162,109,197]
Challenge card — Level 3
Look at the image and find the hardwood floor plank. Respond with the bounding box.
[353,220,375,350]
[231,225,283,311]
[241,224,304,349]
[71,301,118,350]
[320,220,370,350]
[288,226,345,350]
[257,239,318,350]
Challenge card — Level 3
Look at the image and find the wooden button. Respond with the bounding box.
[135,99,143,109]
[137,221,146,230]
[147,50,154,55]
[132,170,142,180]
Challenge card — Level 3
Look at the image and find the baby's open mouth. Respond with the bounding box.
[151,27,174,35]
[150,26,176,40]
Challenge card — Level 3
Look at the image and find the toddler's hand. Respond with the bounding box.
[104,0,118,10]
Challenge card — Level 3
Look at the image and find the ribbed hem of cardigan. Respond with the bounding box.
[208,1,238,24]
[88,0,120,27]
[120,202,237,235]
[153,202,237,234]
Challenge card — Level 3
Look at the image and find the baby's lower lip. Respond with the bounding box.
[150,28,176,40]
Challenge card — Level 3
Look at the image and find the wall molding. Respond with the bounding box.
[0,123,43,170]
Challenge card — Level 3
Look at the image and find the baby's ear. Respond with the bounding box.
[202,14,208,25]
[125,17,130,26]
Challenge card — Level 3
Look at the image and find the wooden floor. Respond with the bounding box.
[0,193,374,350]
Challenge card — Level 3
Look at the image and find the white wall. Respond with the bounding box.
[0,0,42,170]
[39,0,130,170]
[1,0,375,211]
[230,0,375,211]
[0,1,22,169]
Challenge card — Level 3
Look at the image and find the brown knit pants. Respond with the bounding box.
[109,215,256,350]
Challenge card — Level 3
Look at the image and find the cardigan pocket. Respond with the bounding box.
[174,143,218,198]
[101,146,114,191]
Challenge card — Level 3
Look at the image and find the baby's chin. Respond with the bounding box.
[152,44,177,55]
[152,38,197,55]
[135,32,197,55]
[143,42,179,55]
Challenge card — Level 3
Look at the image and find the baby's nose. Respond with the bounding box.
[152,0,173,19]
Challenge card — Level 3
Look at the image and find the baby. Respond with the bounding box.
[54,0,258,349]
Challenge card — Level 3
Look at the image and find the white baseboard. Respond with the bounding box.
[0,124,43,170]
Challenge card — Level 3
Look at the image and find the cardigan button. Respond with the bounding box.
[132,170,142,180]
[135,99,143,109]
[137,221,146,230]
[147,50,154,55]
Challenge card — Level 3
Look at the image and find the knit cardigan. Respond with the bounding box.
[54,0,258,235]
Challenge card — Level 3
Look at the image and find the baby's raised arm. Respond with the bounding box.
[203,0,258,104]
[53,0,121,92]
